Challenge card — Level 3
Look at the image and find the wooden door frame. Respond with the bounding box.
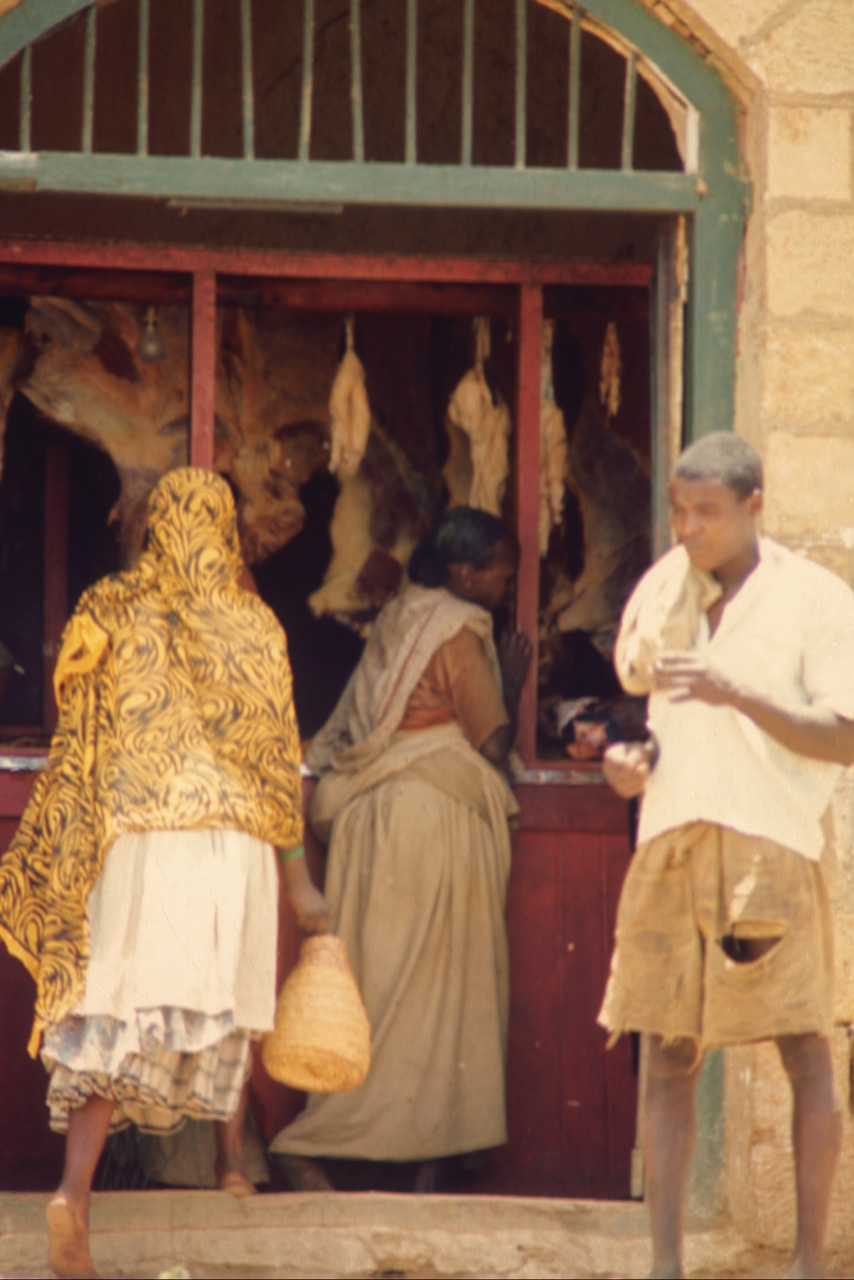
[0,238,652,764]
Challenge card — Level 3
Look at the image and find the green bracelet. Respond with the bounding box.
[278,844,305,863]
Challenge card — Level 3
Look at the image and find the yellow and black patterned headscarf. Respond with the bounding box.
[0,467,304,1054]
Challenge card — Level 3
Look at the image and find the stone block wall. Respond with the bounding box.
[652,0,854,578]
[643,0,854,1252]
[725,1031,854,1253]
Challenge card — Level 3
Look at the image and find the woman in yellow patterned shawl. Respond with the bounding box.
[0,467,328,1279]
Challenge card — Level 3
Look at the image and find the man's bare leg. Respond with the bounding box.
[214,1084,257,1197]
[643,1036,703,1280]
[776,1033,842,1280]
[48,1092,114,1279]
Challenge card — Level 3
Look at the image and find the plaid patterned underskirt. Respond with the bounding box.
[39,827,277,1135]
[43,1008,254,1134]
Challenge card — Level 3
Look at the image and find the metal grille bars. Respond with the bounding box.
[1,0,697,212]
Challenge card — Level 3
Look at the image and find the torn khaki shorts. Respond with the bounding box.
[598,822,833,1048]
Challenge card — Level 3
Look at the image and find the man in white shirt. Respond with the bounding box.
[599,432,854,1280]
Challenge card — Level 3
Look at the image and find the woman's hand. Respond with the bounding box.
[281,853,332,935]
[479,629,533,767]
[498,629,533,702]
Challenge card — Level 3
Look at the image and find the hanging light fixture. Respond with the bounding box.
[137,306,165,362]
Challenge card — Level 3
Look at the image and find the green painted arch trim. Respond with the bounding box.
[560,0,748,440]
[0,0,92,65]
[579,0,736,114]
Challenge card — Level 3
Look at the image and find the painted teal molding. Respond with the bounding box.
[0,152,701,213]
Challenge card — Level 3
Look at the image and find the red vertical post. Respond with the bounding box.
[43,436,69,736]
[515,283,542,766]
[190,269,217,470]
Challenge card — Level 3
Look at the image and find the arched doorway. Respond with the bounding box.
[0,0,748,1197]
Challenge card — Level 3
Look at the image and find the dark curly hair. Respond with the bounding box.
[409,507,517,588]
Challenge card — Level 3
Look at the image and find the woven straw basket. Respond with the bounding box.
[261,934,371,1093]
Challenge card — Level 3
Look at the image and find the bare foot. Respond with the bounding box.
[647,1262,683,1280]
[217,1168,258,1198]
[278,1154,334,1192]
[46,1193,97,1279]
[787,1254,826,1280]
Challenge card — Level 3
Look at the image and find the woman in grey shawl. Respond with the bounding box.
[270,508,531,1191]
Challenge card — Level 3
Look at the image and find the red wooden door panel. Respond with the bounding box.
[0,952,65,1189]
[481,784,636,1199]
[1,770,637,1198]
[502,827,565,1190]
[0,769,65,1189]
[558,830,636,1195]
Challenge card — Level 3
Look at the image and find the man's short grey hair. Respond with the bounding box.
[672,432,763,501]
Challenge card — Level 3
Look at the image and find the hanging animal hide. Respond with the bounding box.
[327,318,371,481]
[554,398,650,646]
[0,300,337,566]
[539,320,568,557]
[442,317,511,517]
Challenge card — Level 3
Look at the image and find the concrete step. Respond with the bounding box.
[0,1189,749,1279]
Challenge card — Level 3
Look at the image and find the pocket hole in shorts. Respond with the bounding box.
[720,934,783,964]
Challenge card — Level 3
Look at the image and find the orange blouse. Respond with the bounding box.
[398,626,509,749]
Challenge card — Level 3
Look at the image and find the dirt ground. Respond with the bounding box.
[6,1249,854,1279]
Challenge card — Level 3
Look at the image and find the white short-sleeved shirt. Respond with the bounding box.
[637,538,854,860]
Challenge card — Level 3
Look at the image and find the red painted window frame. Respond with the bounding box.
[0,240,652,765]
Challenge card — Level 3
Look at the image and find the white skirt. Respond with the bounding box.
[42,828,278,1134]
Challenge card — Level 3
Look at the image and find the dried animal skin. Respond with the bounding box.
[308,473,375,623]
[308,424,426,635]
[215,307,335,563]
[539,396,568,556]
[312,324,414,633]
[328,323,371,480]
[3,299,335,567]
[539,321,568,557]
[307,471,420,636]
[555,398,650,646]
[442,319,511,517]
[599,321,621,421]
[0,327,26,481]
[17,298,189,565]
